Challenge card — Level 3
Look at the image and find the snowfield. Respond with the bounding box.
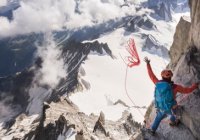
[69,11,189,123]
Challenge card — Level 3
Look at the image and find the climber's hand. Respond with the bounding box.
[192,83,199,89]
[193,83,200,96]
[144,57,150,64]
[196,82,200,88]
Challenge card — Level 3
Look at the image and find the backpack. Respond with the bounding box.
[154,81,175,112]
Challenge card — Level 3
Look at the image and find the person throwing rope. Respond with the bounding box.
[144,57,199,135]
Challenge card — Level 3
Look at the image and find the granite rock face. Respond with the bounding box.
[1,97,142,140]
[188,0,200,48]
[141,0,200,139]
[169,16,191,69]
[142,34,169,58]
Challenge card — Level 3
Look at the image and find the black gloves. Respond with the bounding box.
[144,57,150,64]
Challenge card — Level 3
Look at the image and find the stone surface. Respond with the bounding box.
[169,16,191,69]
[142,34,169,58]
[140,1,200,139]
[1,97,141,140]
[188,0,200,48]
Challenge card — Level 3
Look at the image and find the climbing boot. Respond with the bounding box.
[146,128,155,136]
[169,119,180,127]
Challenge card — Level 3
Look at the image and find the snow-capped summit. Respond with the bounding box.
[147,0,189,21]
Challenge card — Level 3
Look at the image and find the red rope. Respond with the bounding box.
[124,65,144,117]
[125,38,140,67]
[122,38,192,129]
[122,38,144,117]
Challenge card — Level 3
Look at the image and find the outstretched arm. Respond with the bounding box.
[144,57,158,84]
[174,83,199,94]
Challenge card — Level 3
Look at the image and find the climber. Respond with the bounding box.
[144,57,199,135]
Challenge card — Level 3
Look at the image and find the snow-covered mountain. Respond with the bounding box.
[0,0,20,20]
[0,0,194,139]
[147,0,189,21]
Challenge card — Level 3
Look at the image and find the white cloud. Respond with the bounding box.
[0,17,10,31]
[0,0,7,6]
[79,0,123,23]
[35,33,67,88]
[0,0,138,37]
[0,0,77,37]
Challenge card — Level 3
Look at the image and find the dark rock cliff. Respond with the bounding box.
[141,0,200,139]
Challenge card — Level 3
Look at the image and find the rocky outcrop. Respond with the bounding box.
[188,0,200,48]
[148,0,172,21]
[140,102,197,140]
[0,97,142,140]
[125,15,157,32]
[171,47,200,140]
[141,0,200,139]
[0,38,113,125]
[142,34,169,58]
[0,0,20,20]
[169,16,191,69]
[174,4,200,139]
[147,0,189,21]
